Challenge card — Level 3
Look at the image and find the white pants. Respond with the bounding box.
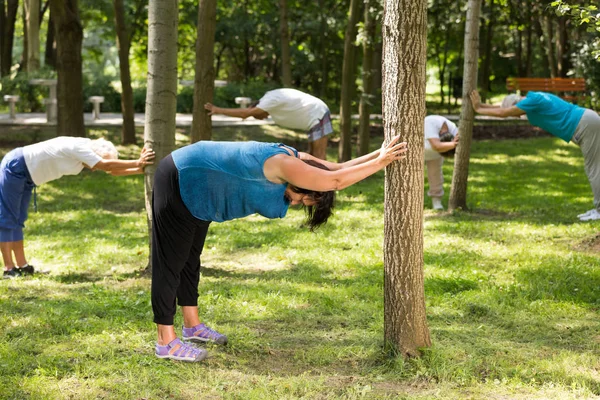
[425,157,444,198]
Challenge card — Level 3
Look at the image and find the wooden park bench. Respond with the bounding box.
[506,77,587,103]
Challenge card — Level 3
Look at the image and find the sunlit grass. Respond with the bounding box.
[0,126,599,399]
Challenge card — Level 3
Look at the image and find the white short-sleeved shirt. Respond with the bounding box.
[424,116,458,161]
[23,137,102,185]
[257,89,329,131]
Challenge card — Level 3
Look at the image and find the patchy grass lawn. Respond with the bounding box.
[0,125,599,399]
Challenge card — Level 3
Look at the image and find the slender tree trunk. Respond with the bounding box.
[357,0,377,156]
[50,0,85,137]
[524,8,533,76]
[24,0,40,72]
[44,10,56,68]
[338,0,361,162]
[113,0,136,144]
[480,0,494,102]
[556,16,570,77]
[448,0,481,211]
[21,4,28,72]
[190,0,217,143]
[318,0,328,99]
[1,0,18,76]
[144,0,178,270]
[279,0,292,87]
[382,0,431,358]
[541,15,558,78]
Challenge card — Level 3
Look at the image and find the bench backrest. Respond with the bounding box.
[506,77,586,92]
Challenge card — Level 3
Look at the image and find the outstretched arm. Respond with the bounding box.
[272,136,407,191]
[470,90,526,118]
[90,147,155,176]
[204,103,268,119]
[297,147,382,171]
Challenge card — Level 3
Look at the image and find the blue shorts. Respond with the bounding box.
[0,148,35,242]
[307,111,334,142]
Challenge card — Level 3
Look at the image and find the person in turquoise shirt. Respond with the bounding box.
[470,90,600,221]
[152,137,407,362]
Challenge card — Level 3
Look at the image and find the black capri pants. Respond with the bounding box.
[151,154,211,326]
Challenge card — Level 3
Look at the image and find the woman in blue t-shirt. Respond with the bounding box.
[470,90,600,221]
[152,137,407,362]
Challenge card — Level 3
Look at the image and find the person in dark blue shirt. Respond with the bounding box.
[470,90,600,221]
[152,137,407,362]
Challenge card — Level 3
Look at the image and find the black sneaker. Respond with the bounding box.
[16,264,35,275]
[3,269,20,278]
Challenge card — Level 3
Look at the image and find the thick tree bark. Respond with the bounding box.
[338,0,361,162]
[357,0,377,156]
[144,0,178,270]
[44,10,56,68]
[24,0,40,72]
[50,0,85,137]
[382,0,431,358]
[448,0,481,211]
[113,0,136,144]
[279,0,292,87]
[190,0,217,143]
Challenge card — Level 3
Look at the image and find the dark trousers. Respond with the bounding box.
[151,154,211,326]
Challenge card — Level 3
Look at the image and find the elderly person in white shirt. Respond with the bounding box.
[0,136,154,278]
[205,88,333,160]
[424,115,459,210]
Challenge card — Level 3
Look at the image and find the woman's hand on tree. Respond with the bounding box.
[378,135,407,165]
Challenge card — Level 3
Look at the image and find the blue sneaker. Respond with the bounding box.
[182,323,228,345]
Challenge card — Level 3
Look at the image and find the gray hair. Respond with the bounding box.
[90,138,118,159]
[502,94,522,108]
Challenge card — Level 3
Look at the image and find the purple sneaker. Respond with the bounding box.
[155,338,208,362]
[182,323,228,345]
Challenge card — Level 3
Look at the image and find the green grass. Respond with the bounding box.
[0,125,599,399]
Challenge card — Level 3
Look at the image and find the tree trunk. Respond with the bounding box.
[357,0,377,156]
[113,0,136,144]
[279,0,292,87]
[480,0,494,102]
[317,0,328,99]
[190,0,217,143]
[382,0,431,358]
[448,0,481,211]
[524,8,533,76]
[556,16,570,78]
[1,0,18,76]
[144,0,178,270]
[44,9,56,68]
[21,3,28,72]
[541,15,558,78]
[338,0,361,162]
[24,0,40,72]
[50,0,85,137]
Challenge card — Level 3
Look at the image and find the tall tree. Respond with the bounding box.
[382,0,431,357]
[44,8,56,68]
[24,0,40,72]
[479,0,495,102]
[113,0,136,144]
[338,0,362,162]
[144,0,178,269]
[541,14,558,78]
[279,0,292,87]
[448,0,482,211]
[357,0,378,156]
[49,0,85,137]
[190,0,217,143]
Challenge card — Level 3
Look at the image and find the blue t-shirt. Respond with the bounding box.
[515,91,585,142]
[171,141,298,222]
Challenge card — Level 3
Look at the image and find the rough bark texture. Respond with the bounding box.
[190,0,216,143]
[357,0,377,156]
[382,0,431,358]
[338,0,361,162]
[113,0,136,144]
[448,0,481,211]
[279,0,292,87]
[25,0,40,72]
[50,0,85,137]
[144,0,178,270]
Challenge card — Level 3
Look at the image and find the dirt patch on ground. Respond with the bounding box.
[575,234,600,254]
